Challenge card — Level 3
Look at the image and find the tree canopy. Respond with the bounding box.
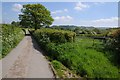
[19,4,54,30]
[11,21,20,27]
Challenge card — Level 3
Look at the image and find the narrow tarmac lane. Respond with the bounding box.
[2,33,54,78]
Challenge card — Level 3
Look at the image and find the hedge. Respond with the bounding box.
[33,28,76,44]
[2,24,24,58]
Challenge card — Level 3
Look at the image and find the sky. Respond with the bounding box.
[2,2,118,27]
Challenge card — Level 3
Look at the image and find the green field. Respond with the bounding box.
[32,28,119,78]
[47,37,118,78]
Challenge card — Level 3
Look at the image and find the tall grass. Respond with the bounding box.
[2,24,24,58]
[33,29,119,78]
[46,38,118,78]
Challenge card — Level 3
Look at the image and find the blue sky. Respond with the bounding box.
[2,2,118,27]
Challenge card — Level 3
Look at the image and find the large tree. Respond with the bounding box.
[19,4,54,30]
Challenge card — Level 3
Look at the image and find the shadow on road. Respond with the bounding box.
[30,35,47,56]
[25,34,31,36]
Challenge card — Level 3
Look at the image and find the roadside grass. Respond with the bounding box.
[0,42,1,59]
[2,24,24,58]
[32,29,119,78]
[0,54,1,60]
[46,37,119,78]
[51,60,80,78]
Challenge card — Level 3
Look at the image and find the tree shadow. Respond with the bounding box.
[25,34,30,36]
[30,35,47,56]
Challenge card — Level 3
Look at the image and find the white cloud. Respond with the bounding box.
[64,9,68,12]
[53,17,118,27]
[79,17,118,27]
[51,9,68,14]
[54,16,73,20]
[12,4,23,12]
[74,2,89,11]
[94,2,105,5]
[92,17,118,23]
[53,15,73,24]
[92,17,118,27]
[51,10,62,14]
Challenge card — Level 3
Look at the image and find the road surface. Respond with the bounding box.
[1,32,54,78]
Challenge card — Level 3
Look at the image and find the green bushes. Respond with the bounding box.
[46,38,119,78]
[104,29,120,65]
[2,24,24,58]
[33,28,76,44]
[32,28,119,78]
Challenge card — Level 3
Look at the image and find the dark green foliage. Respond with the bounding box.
[105,29,120,65]
[33,28,76,44]
[74,27,85,35]
[32,28,119,78]
[73,27,109,38]
[19,4,54,29]
[92,28,101,34]
[2,24,24,58]
[11,21,20,27]
[46,38,119,78]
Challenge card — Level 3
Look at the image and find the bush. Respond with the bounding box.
[33,28,76,44]
[32,28,119,78]
[105,29,120,65]
[45,38,119,78]
[2,24,24,58]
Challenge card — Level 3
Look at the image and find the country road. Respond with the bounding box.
[1,32,54,78]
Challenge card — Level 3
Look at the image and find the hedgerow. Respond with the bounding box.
[2,24,24,58]
[33,28,76,44]
[104,28,120,65]
[32,28,119,78]
[47,38,119,78]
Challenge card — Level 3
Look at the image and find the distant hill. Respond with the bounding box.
[51,25,77,30]
[51,25,109,30]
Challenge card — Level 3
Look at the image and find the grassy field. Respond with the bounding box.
[47,37,118,78]
[32,29,119,78]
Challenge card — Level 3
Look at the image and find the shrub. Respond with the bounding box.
[46,38,119,78]
[105,29,120,65]
[32,28,119,78]
[2,24,24,58]
[33,28,76,44]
